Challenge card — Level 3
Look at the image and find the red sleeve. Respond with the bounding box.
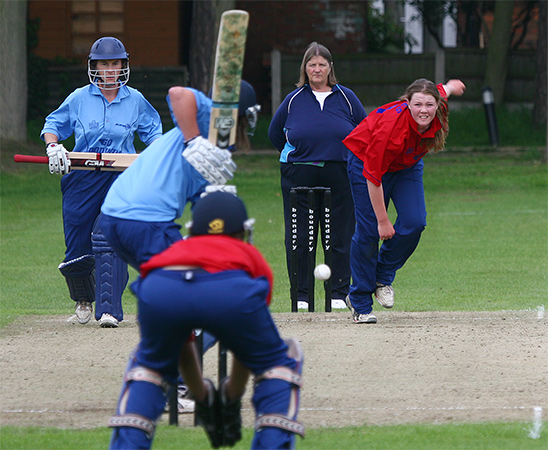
[343,101,409,186]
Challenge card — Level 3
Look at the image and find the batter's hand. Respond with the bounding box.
[45,143,71,175]
[183,136,237,185]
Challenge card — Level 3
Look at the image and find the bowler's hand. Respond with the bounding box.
[378,219,395,241]
[445,79,466,97]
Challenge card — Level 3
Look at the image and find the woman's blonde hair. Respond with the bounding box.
[400,78,449,153]
[297,42,338,88]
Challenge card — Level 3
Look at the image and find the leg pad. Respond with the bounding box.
[58,255,95,303]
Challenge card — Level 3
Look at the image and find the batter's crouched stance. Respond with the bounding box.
[108,192,304,449]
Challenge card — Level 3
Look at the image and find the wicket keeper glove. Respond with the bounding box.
[45,143,71,175]
[183,136,236,185]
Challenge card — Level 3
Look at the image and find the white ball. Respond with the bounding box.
[314,264,331,281]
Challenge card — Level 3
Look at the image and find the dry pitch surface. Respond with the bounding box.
[1,310,546,430]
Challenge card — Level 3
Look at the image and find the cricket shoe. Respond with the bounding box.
[352,312,377,324]
[178,384,195,414]
[99,313,119,328]
[178,398,195,413]
[375,283,394,308]
[331,299,347,309]
[345,296,377,324]
[297,301,308,310]
[75,301,92,324]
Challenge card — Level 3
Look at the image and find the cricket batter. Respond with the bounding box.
[98,81,259,412]
[41,37,162,328]
[108,192,304,450]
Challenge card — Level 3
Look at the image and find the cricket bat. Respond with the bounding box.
[13,152,138,171]
[208,10,249,150]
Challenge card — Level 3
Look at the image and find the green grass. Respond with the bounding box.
[1,146,547,449]
[1,421,546,449]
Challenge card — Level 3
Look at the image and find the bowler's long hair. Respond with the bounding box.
[400,78,449,153]
[297,42,338,88]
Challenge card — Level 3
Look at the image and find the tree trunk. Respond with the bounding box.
[484,0,514,105]
[188,0,236,94]
[0,0,27,141]
[533,0,547,139]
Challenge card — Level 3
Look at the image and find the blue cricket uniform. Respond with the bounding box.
[41,83,162,321]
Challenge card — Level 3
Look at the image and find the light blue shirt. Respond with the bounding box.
[101,88,211,222]
[41,84,162,153]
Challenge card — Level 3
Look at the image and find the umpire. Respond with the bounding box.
[269,42,367,309]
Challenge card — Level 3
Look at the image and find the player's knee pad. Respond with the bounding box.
[58,255,95,303]
[92,224,128,321]
[108,363,169,450]
[252,338,304,449]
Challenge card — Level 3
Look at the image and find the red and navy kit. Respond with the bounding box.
[343,84,448,315]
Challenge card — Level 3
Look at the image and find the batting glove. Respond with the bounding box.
[183,136,237,185]
[45,143,71,175]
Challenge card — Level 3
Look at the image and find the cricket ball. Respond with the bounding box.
[314,264,331,281]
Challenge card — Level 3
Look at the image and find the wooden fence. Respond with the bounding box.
[270,48,537,114]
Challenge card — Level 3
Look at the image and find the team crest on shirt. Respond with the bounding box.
[208,219,224,234]
[89,120,99,130]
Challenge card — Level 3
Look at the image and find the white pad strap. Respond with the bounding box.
[255,414,305,437]
[108,414,156,438]
[255,367,302,388]
[125,366,168,392]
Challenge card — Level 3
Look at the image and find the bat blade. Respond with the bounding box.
[14,152,138,171]
[208,10,249,150]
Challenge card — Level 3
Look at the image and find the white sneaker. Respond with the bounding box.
[352,312,377,324]
[375,283,394,308]
[178,398,195,414]
[177,384,195,413]
[297,301,308,310]
[331,299,347,309]
[75,301,92,324]
[99,313,119,328]
[346,296,377,323]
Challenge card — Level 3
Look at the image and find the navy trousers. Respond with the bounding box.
[347,152,427,314]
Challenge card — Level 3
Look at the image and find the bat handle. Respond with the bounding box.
[13,154,49,164]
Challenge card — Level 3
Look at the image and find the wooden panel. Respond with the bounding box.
[28,1,73,60]
[123,1,180,66]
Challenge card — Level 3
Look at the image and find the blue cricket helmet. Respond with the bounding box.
[190,192,248,236]
[89,37,129,61]
[88,37,130,89]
